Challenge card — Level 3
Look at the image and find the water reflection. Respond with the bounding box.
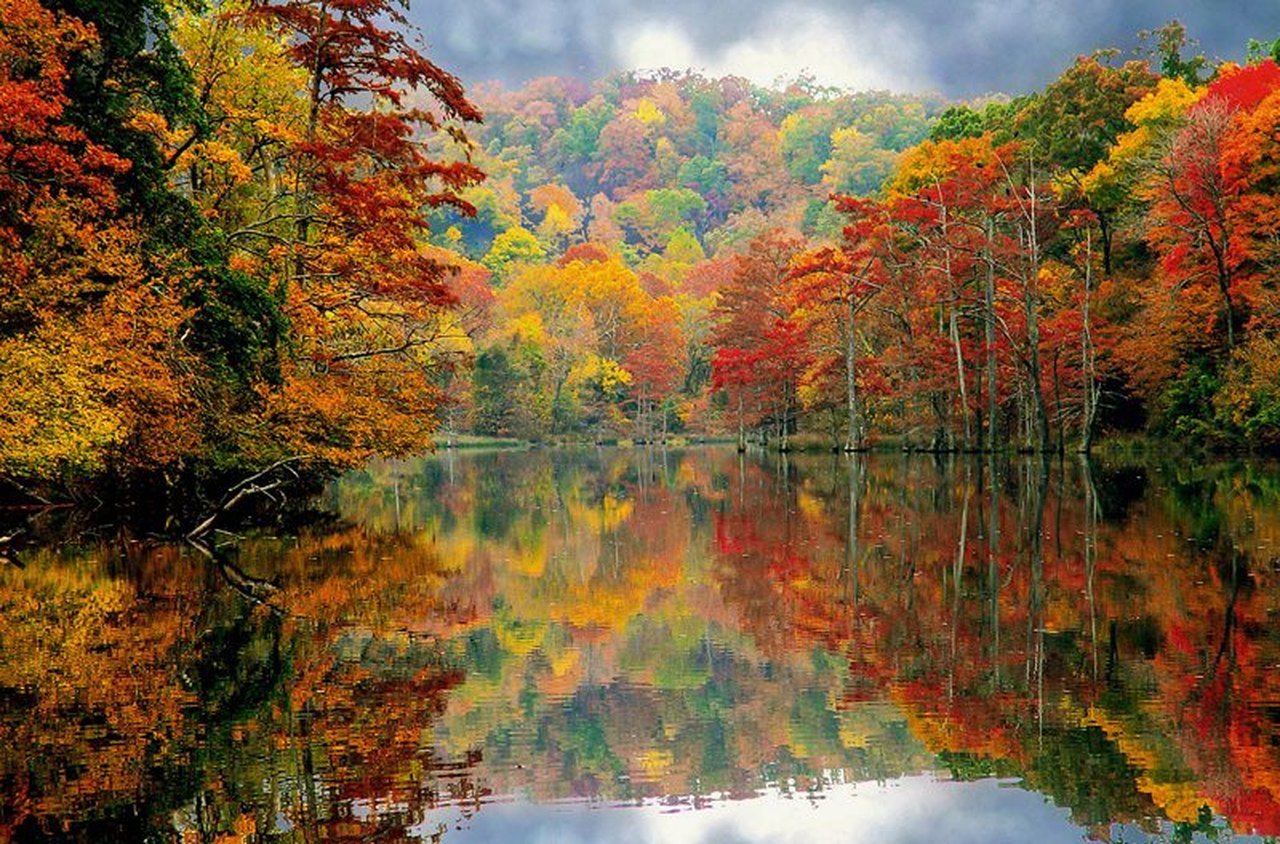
[2,448,1280,842]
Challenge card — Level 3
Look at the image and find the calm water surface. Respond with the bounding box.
[3,448,1280,842]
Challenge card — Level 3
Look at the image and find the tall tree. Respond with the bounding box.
[791,199,890,451]
[243,0,485,460]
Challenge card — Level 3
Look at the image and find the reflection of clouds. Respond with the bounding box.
[411,0,1280,97]
[416,776,1090,843]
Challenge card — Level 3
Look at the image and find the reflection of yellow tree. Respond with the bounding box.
[0,545,201,830]
[10,450,1280,838]
[0,522,479,842]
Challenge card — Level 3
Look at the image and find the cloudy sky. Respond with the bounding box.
[410,1,1280,97]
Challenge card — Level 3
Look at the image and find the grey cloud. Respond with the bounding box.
[411,0,1280,96]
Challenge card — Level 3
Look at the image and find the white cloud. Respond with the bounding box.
[615,3,928,92]
[617,20,702,73]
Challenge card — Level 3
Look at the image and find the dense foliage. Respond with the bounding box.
[445,41,1280,453]
[3,2,1280,500]
[0,0,482,498]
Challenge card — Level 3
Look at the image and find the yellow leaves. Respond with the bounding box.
[0,332,123,475]
[795,379,828,413]
[184,140,254,186]
[1216,335,1280,439]
[572,354,633,394]
[536,202,575,247]
[662,227,705,265]
[251,116,300,144]
[887,135,999,197]
[1077,159,1119,202]
[170,0,307,224]
[1125,77,1204,127]
[1079,79,1204,208]
[632,97,667,125]
[125,108,171,138]
[528,183,584,223]
[482,225,546,275]
[507,310,548,345]
[633,748,674,779]
[0,274,200,476]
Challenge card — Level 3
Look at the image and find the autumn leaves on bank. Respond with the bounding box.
[0,0,483,496]
[4,3,1280,502]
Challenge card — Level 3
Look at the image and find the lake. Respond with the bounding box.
[3,447,1280,842]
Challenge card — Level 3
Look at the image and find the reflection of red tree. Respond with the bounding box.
[708,454,1280,834]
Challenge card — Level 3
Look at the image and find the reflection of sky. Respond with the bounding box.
[417,776,1095,844]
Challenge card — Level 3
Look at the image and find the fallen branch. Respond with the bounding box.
[0,474,53,507]
[186,458,302,541]
[187,538,281,611]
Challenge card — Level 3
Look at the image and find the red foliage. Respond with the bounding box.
[1198,59,1280,113]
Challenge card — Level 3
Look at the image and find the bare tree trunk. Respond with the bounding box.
[1079,230,1099,454]
[986,448,1001,686]
[985,217,998,453]
[939,201,970,450]
[737,392,745,453]
[845,296,863,451]
[950,305,969,450]
[1020,161,1050,453]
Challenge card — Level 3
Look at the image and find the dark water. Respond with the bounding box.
[3,448,1280,843]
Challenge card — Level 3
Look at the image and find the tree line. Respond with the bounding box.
[451,26,1280,454]
[3,1,1280,503]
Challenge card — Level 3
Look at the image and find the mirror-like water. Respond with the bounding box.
[3,448,1280,842]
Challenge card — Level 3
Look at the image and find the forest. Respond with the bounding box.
[4,0,1280,501]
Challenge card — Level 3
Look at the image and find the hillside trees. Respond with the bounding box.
[0,0,487,495]
[232,0,484,461]
[0,0,208,478]
[8,3,1280,482]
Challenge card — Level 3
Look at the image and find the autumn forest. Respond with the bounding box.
[4,0,1280,506]
[7,1,1280,841]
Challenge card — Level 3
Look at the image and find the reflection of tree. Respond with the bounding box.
[706,451,1280,836]
[0,525,474,842]
[7,450,1280,840]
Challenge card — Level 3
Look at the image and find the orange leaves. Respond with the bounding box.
[1136,57,1280,359]
[158,0,489,469]
[888,135,1004,197]
[0,0,207,482]
[0,268,201,476]
[0,0,128,246]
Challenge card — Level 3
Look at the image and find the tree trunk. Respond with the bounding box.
[1097,210,1113,278]
[1079,230,1098,454]
[737,393,745,452]
[949,305,969,450]
[985,217,998,452]
[845,295,863,451]
[939,201,970,450]
[1020,162,1049,453]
